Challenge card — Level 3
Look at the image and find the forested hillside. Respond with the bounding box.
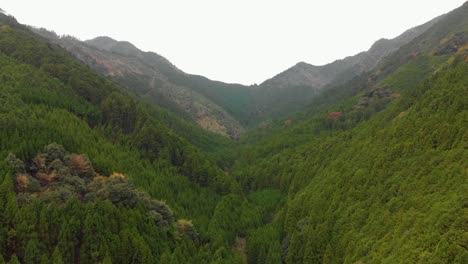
[29,30,250,139]
[0,2,467,264]
[226,3,468,262]
[231,54,467,263]
[247,14,442,123]
[0,13,258,263]
[29,10,443,131]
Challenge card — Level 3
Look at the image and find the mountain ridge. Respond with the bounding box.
[30,28,247,139]
[0,2,466,263]
[28,11,446,133]
[251,13,444,121]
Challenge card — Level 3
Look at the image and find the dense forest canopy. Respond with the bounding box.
[0,2,467,263]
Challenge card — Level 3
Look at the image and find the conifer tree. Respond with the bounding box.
[39,254,49,264]
[102,252,113,264]
[24,237,41,264]
[52,247,64,264]
[158,252,171,264]
[80,211,107,263]
[265,242,282,264]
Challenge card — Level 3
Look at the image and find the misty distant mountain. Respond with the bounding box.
[0,2,467,263]
[30,30,248,138]
[30,9,445,131]
[251,14,443,121]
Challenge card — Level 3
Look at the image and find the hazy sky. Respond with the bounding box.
[1,0,466,84]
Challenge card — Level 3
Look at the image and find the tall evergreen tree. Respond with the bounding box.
[24,237,41,264]
[52,247,64,264]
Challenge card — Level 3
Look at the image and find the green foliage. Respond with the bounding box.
[183,75,254,126]
[101,91,137,133]
[7,255,19,264]
[0,18,240,263]
[229,55,468,263]
[52,247,64,264]
[1,4,467,263]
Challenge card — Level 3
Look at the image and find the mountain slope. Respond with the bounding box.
[249,14,443,122]
[0,13,255,263]
[283,56,467,264]
[236,58,467,263]
[30,11,444,131]
[30,30,248,138]
[0,2,467,263]
[226,3,468,263]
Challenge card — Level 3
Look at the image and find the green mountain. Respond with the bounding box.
[0,1,467,264]
[228,2,468,263]
[0,12,250,263]
[30,13,442,133]
[247,14,444,122]
[30,29,250,139]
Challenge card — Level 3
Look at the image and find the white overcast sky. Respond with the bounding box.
[0,0,466,85]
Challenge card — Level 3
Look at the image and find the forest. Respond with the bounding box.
[0,2,467,264]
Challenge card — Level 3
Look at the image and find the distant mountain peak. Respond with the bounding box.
[89,35,116,41]
[86,36,120,50]
[370,38,390,48]
[87,36,150,58]
[86,36,118,46]
[295,61,311,67]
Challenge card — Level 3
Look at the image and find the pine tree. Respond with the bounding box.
[80,211,107,263]
[39,254,49,264]
[102,252,112,264]
[52,247,64,264]
[158,252,171,264]
[285,232,304,264]
[265,242,282,264]
[24,237,41,264]
[170,247,184,264]
[322,243,333,264]
[257,246,267,264]
[1,176,17,225]
[57,217,79,264]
